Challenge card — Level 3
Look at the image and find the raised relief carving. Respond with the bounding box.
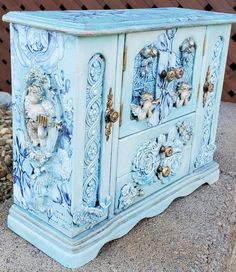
[195,36,224,168]
[72,53,111,229]
[24,70,59,156]
[12,25,75,229]
[118,121,193,210]
[131,29,196,127]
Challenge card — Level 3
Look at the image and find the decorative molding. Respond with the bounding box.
[12,25,74,229]
[72,53,111,229]
[131,29,196,127]
[73,197,111,230]
[195,36,224,168]
[11,24,64,71]
[83,53,105,207]
[118,120,193,210]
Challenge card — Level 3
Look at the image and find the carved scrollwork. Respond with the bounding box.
[131,29,196,127]
[83,53,105,207]
[73,197,111,230]
[72,53,111,229]
[118,120,192,210]
[195,36,224,168]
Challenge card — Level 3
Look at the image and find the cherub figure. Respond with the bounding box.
[24,70,55,148]
[131,92,160,121]
[176,82,191,107]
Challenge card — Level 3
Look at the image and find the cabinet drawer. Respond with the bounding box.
[120,26,205,138]
[115,113,195,213]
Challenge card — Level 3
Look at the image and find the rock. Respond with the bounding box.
[6,174,12,182]
[0,92,11,107]
[5,139,12,145]
[0,105,13,201]
[4,155,12,167]
[0,127,11,136]
[0,163,7,178]
[0,139,6,146]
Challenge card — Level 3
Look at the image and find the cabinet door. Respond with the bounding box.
[71,35,120,235]
[115,113,195,213]
[120,27,206,138]
[191,24,231,170]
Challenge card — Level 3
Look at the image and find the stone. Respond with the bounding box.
[4,155,12,167]
[0,163,7,178]
[5,139,12,145]
[0,127,11,135]
[0,139,6,146]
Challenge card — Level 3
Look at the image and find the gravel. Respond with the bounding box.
[0,106,13,202]
[0,102,235,272]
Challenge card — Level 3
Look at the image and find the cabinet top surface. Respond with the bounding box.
[3,8,236,36]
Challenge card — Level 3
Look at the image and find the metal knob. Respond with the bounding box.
[160,145,173,157]
[106,110,119,123]
[157,165,171,177]
[203,66,214,107]
[203,82,214,93]
[105,88,119,141]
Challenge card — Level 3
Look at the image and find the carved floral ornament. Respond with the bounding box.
[118,120,193,210]
[195,36,224,168]
[11,24,76,228]
[131,28,196,127]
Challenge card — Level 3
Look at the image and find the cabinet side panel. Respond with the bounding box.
[71,35,119,236]
[10,23,79,236]
[191,24,231,170]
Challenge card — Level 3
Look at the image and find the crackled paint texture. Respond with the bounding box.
[131,28,195,126]
[118,120,193,210]
[11,24,74,232]
[195,36,224,168]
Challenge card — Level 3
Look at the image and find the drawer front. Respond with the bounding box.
[115,114,195,213]
[120,26,206,138]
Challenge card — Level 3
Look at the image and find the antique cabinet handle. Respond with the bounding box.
[203,66,214,107]
[156,165,171,177]
[160,145,173,157]
[105,88,119,141]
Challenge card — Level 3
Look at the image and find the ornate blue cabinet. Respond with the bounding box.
[3,8,236,268]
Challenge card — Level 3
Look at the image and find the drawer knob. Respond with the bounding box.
[160,69,167,79]
[157,165,171,177]
[105,88,119,141]
[160,145,173,157]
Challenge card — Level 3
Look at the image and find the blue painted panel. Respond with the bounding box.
[10,24,77,235]
[116,113,195,213]
[120,26,205,137]
[191,24,232,171]
[3,8,236,36]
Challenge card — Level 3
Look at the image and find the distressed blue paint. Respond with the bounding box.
[194,36,224,168]
[83,54,105,207]
[72,54,111,230]
[3,8,236,35]
[11,23,75,235]
[118,119,193,211]
[131,28,195,126]
[3,8,236,269]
